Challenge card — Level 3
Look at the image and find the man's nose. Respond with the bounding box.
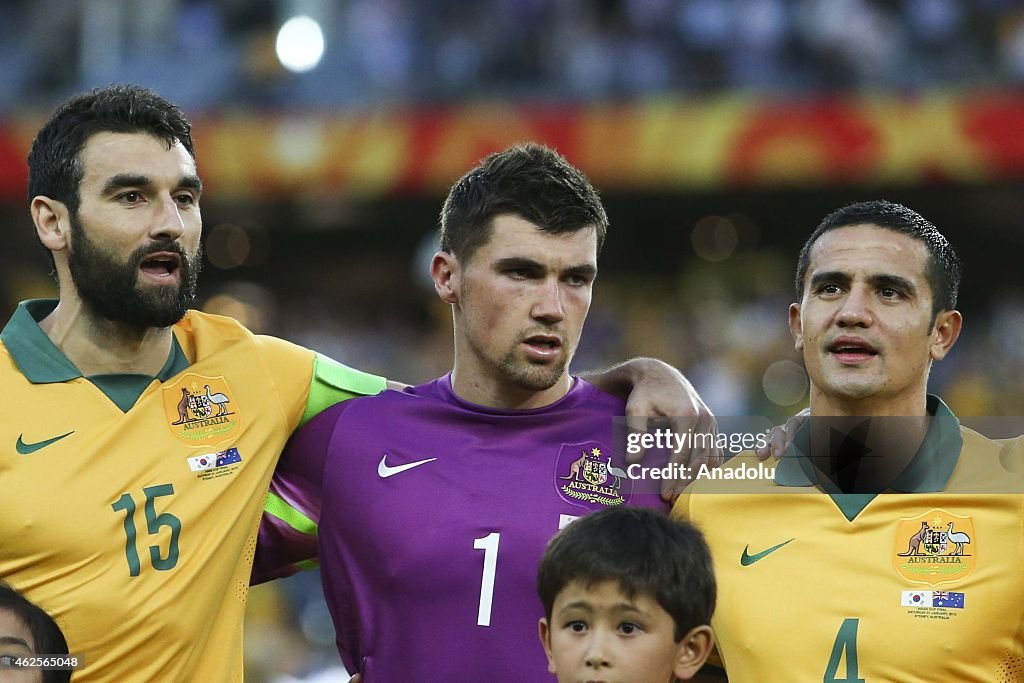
[836,286,874,328]
[150,194,186,241]
[531,278,565,324]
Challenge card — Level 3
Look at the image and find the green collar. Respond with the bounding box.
[2,299,189,410]
[2,299,81,383]
[774,396,962,520]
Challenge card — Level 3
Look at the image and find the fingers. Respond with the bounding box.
[620,375,731,506]
[624,414,652,464]
[670,410,722,469]
[768,422,787,459]
[621,362,703,421]
[755,427,774,460]
[779,410,810,456]
[665,411,723,502]
[661,475,688,505]
[756,409,810,461]
[621,410,723,505]
[621,362,712,466]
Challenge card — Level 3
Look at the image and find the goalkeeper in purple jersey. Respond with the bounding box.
[254,144,675,681]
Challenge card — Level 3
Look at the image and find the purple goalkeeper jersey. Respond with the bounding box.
[255,374,666,682]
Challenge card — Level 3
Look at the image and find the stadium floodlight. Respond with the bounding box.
[276,15,325,73]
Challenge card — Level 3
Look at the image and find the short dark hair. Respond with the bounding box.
[537,507,715,641]
[438,143,608,263]
[0,583,71,683]
[794,200,961,318]
[28,84,196,215]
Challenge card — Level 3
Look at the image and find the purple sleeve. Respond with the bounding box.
[251,404,344,584]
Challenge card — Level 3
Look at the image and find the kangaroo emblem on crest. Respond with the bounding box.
[172,387,190,425]
[898,521,929,556]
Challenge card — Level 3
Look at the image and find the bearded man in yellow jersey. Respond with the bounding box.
[676,200,1024,682]
[0,85,713,682]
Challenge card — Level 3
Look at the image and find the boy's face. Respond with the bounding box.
[539,579,710,683]
[0,608,42,683]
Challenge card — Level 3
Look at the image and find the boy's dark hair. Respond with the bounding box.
[27,84,196,216]
[537,507,715,641]
[438,143,608,264]
[794,200,961,320]
[0,583,71,683]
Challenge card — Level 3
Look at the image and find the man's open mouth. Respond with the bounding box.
[524,335,562,349]
[828,337,878,358]
[140,252,182,278]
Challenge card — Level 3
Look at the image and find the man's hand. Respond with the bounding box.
[754,408,809,461]
[583,358,721,502]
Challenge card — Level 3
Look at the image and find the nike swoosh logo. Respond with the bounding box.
[16,431,75,455]
[740,538,795,566]
[377,454,437,478]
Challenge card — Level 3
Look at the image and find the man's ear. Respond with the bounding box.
[538,617,557,675]
[788,302,804,351]
[31,196,71,253]
[673,624,715,680]
[929,309,962,361]
[431,251,461,304]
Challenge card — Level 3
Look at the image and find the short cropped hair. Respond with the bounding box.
[0,583,71,683]
[794,200,961,317]
[28,84,195,215]
[438,143,608,264]
[537,507,716,641]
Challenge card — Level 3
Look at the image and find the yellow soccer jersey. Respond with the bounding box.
[0,300,386,682]
[675,398,1024,683]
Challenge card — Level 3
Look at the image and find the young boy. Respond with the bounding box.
[0,583,71,683]
[537,507,716,682]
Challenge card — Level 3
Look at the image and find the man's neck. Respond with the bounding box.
[807,389,931,493]
[450,365,572,410]
[39,300,174,377]
[809,389,927,418]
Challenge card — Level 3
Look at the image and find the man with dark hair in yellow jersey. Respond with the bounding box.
[676,200,1024,682]
[0,84,713,682]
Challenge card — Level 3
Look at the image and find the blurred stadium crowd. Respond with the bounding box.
[3,2,1024,681]
[4,0,1024,110]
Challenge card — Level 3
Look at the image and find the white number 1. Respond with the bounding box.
[473,532,501,626]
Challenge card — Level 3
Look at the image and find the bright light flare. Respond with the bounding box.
[276,16,325,73]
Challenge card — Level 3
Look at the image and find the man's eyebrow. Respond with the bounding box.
[809,271,851,289]
[565,264,598,278]
[492,258,597,276]
[868,273,917,295]
[494,257,543,270]
[101,173,203,195]
[180,174,203,193]
[809,270,918,296]
[101,174,152,195]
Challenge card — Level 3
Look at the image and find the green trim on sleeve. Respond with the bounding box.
[300,352,388,427]
[264,492,318,537]
[295,559,320,571]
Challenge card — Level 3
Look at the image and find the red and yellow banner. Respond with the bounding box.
[3,90,1023,201]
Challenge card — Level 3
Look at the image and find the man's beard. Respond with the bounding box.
[67,213,201,329]
[496,348,569,392]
